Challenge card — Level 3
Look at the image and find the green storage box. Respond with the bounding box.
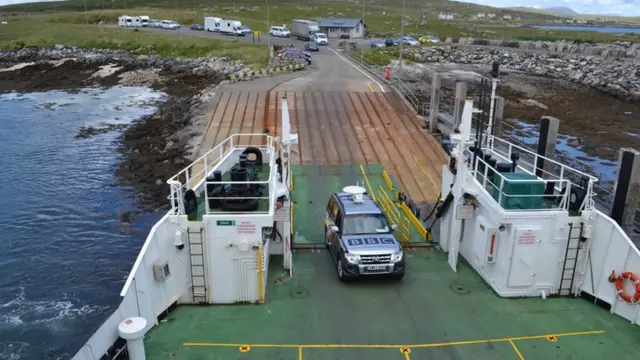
[492,172,545,210]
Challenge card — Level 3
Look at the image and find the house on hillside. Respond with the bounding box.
[487,13,496,19]
[502,15,512,20]
[318,18,365,39]
[438,12,456,20]
[477,13,486,19]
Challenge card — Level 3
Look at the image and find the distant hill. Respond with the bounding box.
[545,6,577,14]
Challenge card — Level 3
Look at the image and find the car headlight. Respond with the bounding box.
[344,253,360,264]
[391,250,403,262]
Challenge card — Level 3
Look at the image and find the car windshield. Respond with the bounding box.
[316,34,327,39]
[342,214,389,235]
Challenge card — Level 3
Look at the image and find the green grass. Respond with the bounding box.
[0,20,269,64]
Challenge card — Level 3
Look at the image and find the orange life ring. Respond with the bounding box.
[613,271,640,304]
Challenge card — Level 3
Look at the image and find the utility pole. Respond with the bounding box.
[398,0,405,67]
[84,0,88,24]
[266,0,271,65]
[361,0,365,61]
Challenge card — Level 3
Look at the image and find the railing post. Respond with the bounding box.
[493,96,504,137]
[610,148,640,228]
[428,73,441,133]
[535,116,559,178]
[453,81,467,128]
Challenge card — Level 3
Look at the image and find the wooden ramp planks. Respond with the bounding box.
[200,90,447,204]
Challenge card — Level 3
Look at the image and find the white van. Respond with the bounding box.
[269,26,290,37]
[219,20,245,36]
[204,16,222,32]
[118,15,133,27]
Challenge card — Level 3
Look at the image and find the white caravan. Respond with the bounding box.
[219,19,245,36]
[204,17,222,32]
[118,15,133,27]
[133,15,149,27]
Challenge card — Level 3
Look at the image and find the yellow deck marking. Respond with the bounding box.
[298,346,303,360]
[400,347,411,359]
[359,164,376,202]
[546,335,558,342]
[367,82,376,92]
[239,345,251,352]
[509,340,525,360]
[183,329,605,349]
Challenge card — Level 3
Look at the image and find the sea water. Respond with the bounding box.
[0,86,167,360]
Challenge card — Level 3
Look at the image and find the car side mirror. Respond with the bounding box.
[391,224,398,231]
[330,225,339,233]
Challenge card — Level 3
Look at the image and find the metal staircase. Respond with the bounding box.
[558,222,584,296]
[187,222,207,303]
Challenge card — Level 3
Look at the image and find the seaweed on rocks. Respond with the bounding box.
[0,45,235,212]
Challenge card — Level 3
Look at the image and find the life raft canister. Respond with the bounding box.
[609,270,640,304]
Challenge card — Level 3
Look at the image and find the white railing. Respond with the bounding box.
[167,134,274,215]
[203,148,277,215]
[471,155,571,211]
[482,135,598,212]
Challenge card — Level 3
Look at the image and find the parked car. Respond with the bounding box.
[304,41,319,51]
[190,24,204,31]
[384,36,395,47]
[312,32,328,45]
[419,34,441,44]
[324,187,405,281]
[278,48,312,65]
[370,39,386,48]
[161,20,180,29]
[270,26,291,37]
[400,36,420,46]
[237,25,252,35]
[148,19,161,28]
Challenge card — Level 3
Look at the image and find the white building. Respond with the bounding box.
[317,18,365,39]
[438,12,456,20]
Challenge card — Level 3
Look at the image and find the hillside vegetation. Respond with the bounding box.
[0,0,637,65]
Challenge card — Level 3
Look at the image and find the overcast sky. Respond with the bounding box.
[461,0,640,16]
[1,0,639,17]
[0,0,62,5]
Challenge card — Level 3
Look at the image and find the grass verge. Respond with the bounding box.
[0,20,269,65]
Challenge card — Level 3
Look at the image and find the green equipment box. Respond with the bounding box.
[492,172,545,210]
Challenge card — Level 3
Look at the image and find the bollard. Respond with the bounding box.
[385,68,390,80]
[119,317,148,360]
[610,148,640,228]
[535,116,559,178]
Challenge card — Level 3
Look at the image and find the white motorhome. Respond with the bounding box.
[134,15,149,27]
[204,17,222,32]
[219,19,245,36]
[118,15,133,27]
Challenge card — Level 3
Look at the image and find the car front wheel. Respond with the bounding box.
[337,258,345,281]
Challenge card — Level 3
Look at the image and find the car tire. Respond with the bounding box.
[337,258,346,282]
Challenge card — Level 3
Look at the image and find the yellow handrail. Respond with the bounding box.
[359,164,376,202]
[257,245,264,303]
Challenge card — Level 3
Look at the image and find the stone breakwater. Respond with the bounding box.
[0,45,250,77]
[452,38,640,59]
[404,46,640,101]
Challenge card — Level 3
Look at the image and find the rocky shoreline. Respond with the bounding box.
[400,45,640,102]
[0,45,245,213]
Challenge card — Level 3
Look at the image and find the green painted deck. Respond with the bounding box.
[150,164,640,359]
[144,250,640,360]
[292,165,427,246]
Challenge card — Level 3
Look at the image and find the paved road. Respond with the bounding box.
[110,25,377,50]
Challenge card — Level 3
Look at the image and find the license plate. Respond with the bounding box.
[365,265,387,272]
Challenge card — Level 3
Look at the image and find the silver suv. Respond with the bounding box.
[325,186,405,281]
